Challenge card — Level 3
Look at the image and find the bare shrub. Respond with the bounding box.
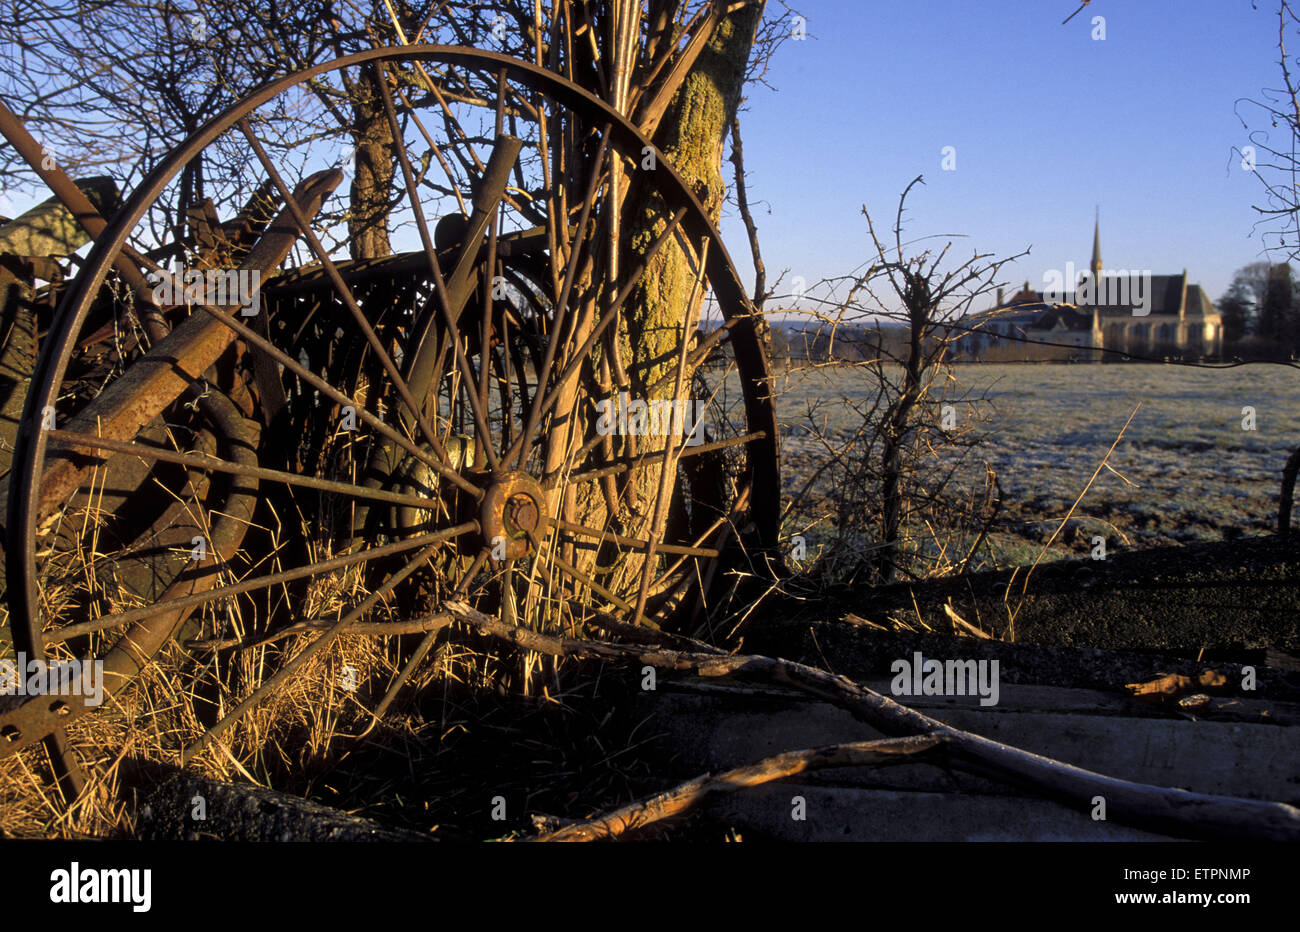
[774,178,1026,587]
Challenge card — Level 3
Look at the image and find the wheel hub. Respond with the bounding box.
[479,471,546,559]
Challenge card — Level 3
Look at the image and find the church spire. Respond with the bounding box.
[1090,208,1102,282]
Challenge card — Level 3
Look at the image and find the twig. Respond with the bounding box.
[957,466,1002,575]
[535,736,943,841]
[444,600,1300,842]
[943,601,991,639]
[1062,1,1091,26]
[728,114,767,307]
[1003,403,1141,630]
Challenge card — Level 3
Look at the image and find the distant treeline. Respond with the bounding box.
[770,322,912,362]
[1218,261,1300,361]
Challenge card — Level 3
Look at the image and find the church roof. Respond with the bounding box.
[1007,288,1042,305]
[1078,272,1187,316]
[1149,273,1187,316]
[1036,306,1094,331]
[964,302,1092,333]
[1182,284,1219,318]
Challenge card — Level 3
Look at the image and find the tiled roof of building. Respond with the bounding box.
[962,303,1092,333]
[1182,284,1218,318]
[1034,306,1094,331]
[1071,272,1187,316]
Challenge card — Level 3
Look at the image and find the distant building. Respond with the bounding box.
[953,288,1095,361]
[953,217,1223,361]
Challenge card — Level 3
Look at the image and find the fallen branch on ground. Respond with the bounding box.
[444,600,1300,842]
[535,735,944,841]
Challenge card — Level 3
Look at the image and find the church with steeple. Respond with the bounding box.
[953,215,1223,361]
[1082,214,1223,359]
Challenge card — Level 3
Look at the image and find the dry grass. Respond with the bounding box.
[3,414,439,837]
[0,350,758,840]
[1,609,414,838]
[1,460,673,839]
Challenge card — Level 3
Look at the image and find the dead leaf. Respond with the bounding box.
[1124,669,1229,703]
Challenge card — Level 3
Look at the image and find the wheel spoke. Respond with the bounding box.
[44,522,477,645]
[504,205,687,469]
[632,238,711,622]
[548,552,633,613]
[563,430,767,486]
[375,65,503,471]
[236,118,458,474]
[46,430,451,513]
[394,83,469,216]
[514,123,613,470]
[370,547,490,721]
[180,536,449,765]
[474,67,509,469]
[549,518,718,558]
[183,294,483,499]
[651,512,734,592]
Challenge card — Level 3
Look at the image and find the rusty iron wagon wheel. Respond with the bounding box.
[0,47,779,788]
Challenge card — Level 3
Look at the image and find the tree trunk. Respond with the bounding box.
[877,275,931,583]
[586,1,765,613]
[627,0,764,381]
[348,66,395,261]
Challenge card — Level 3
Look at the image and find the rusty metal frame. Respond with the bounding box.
[2,46,780,770]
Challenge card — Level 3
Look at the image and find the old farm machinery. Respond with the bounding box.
[0,46,779,794]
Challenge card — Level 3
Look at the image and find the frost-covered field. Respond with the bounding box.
[773,362,1300,562]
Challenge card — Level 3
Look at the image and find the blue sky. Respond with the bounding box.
[717,0,1287,311]
[0,0,1281,313]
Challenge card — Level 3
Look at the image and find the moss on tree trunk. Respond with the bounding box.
[624,2,763,391]
[578,2,764,612]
